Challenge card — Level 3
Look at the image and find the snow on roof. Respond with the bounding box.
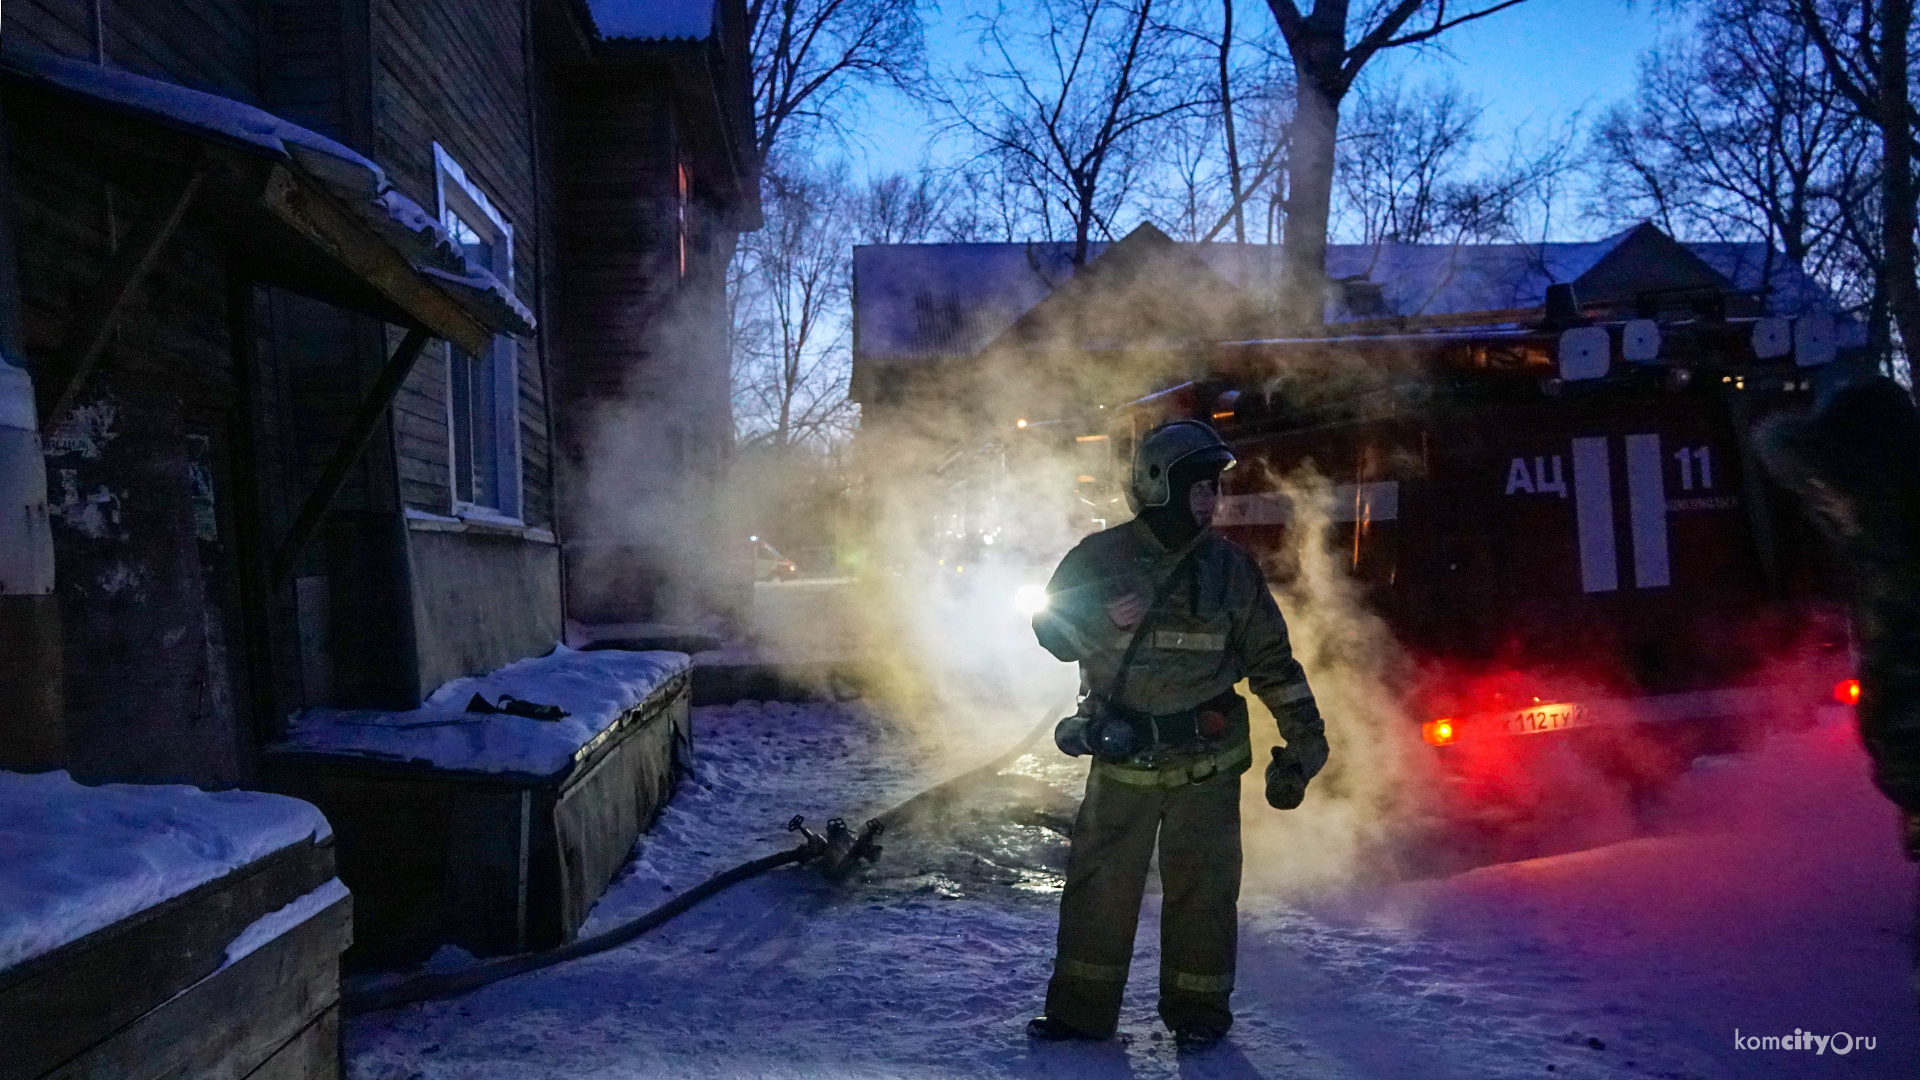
[854,227,1844,363]
[0,771,331,972]
[273,646,691,777]
[588,0,716,40]
[1322,234,1631,316]
[1,38,384,196]
[1686,242,1840,317]
[1,40,534,337]
[853,242,1100,361]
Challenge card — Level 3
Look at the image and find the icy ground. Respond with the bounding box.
[348,702,1919,1079]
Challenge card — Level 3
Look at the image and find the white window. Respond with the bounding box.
[435,143,521,519]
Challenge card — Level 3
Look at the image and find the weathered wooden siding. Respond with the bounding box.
[102,0,261,100]
[393,340,454,514]
[3,0,96,58]
[556,64,746,623]
[9,110,252,784]
[7,0,262,100]
[258,0,372,146]
[371,0,553,527]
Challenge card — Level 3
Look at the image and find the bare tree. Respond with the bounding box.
[1144,0,1296,243]
[1262,0,1539,321]
[1787,0,1920,377]
[1324,78,1575,311]
[748,0,927,157]
[1596,0,1884,349]
[856,170,967,243]
[731,164,860,451]
[944,0,1212,264]
[1592,6,1866,262]
[1335,79,1480,246]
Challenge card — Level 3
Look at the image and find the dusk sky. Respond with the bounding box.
[853,0,1683,241]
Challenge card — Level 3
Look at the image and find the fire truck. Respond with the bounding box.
[1109,289,1859,835]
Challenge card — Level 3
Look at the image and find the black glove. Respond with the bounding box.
[1265,746,1309,810]
[1055,715,1091,758]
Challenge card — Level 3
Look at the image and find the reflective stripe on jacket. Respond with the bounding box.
[1032,518,1328,778]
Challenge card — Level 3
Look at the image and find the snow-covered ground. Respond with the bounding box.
[347,701,1918,1079]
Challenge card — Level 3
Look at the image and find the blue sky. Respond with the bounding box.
[1368,0,1679,147]
[847,0,1683,240]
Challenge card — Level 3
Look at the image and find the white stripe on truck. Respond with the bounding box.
[1571,436,1618,593]
[1214,482,1399,527]
[1624,433,1671,589]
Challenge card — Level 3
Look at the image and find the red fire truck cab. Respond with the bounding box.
[1117,302,1855,836]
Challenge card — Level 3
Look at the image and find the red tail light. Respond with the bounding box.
[1834,679,1861,706]
[1422,718,1458,746]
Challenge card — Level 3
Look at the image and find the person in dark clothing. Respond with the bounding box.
[1026,420,1328,1051]
[1756,365,1920,850]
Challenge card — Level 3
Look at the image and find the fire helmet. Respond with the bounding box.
[1127,420,1235,511]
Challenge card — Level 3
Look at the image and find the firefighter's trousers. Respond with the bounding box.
[1045,751,1246,1037]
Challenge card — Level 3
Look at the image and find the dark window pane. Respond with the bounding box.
[451,347,475,504]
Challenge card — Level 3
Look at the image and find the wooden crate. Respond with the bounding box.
[260,670,691,969]
[0,836,347,1080]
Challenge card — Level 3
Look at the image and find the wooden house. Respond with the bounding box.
[0,0,757,786]
[850,220,1847,433]
[0,3,756,1068]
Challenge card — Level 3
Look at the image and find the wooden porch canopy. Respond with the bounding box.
[0,40,541,584]
[0,40,536,366]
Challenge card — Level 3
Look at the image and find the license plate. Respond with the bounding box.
[1503,702,1583,736]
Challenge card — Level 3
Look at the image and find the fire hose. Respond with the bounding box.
[343,708,1062,1015]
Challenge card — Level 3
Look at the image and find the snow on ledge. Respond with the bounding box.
[0,771,332,973]
[220,877,349,969]
[273,645,690,777]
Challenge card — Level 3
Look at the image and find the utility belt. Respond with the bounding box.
[1093,738,1253,789]
[1084,688,1247,765]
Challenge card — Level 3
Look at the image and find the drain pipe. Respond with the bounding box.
[0,100,63,771]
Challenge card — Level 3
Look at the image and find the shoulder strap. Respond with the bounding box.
[1102,540,1205,707]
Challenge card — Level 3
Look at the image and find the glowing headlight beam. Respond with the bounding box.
[1014,584,1049,615]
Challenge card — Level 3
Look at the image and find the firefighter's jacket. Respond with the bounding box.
[1032,518,1328,778]
[1756,374,1920,814]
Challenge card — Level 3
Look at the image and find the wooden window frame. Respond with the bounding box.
[433,142,522,521]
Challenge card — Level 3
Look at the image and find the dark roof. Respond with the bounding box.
[853,224,1844,365]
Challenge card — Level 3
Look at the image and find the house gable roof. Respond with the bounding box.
[1570,221,1736,305]
[983,223,1254,354]
[853,222,1845,366]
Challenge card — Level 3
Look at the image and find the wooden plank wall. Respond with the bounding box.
[555,62,750,622]
[372,0,553,526]
[7,111,254,783]
[258,0,372,147]
[6,0,260,102]
[2,0,96,58]
[555,78,679,439]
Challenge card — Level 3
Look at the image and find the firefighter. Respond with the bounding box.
[1755,365,1920,865]
[1025,419,1328,1051]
